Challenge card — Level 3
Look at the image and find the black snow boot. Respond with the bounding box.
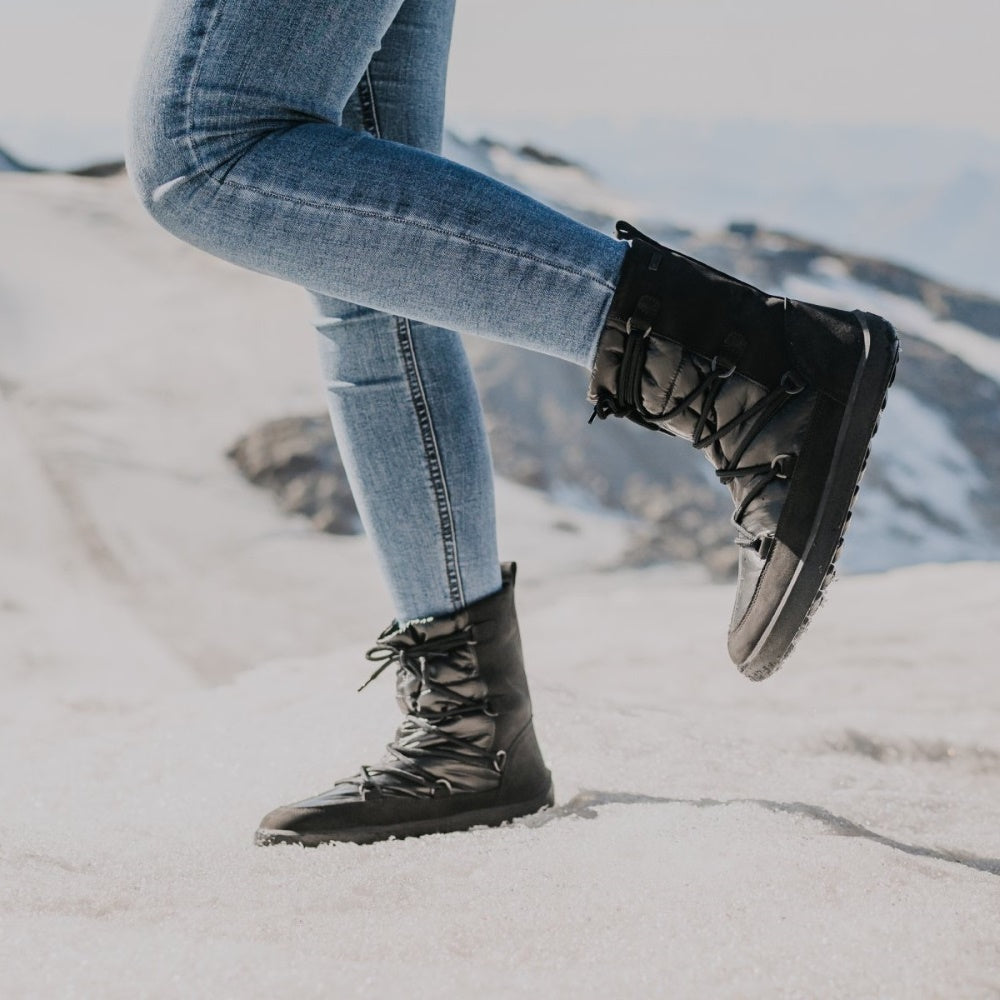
[589,222,899,680]
[255,564,553,846]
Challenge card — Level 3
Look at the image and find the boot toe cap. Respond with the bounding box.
[254,788,366,846]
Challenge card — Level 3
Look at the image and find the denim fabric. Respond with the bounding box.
[127,0,627,619]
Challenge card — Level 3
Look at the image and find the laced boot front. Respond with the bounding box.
[256,564,553,846]
[589,222,899,680]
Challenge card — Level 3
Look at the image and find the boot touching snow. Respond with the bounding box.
[589,222,899,680]
[255,564,553,846]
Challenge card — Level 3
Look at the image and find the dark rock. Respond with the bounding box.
[227,416,361,535]
[517,145,578,169]
[70,160,127,178]
[0,140,125,178]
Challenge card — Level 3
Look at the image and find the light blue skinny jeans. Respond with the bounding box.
[127,0,628,620]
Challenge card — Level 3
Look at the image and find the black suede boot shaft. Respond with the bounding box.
[591,223,865,410]
[256,564,553,846]
[589,222,899,679]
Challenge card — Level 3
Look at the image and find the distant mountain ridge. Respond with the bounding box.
[446,133,1000,572]
[5,130,995,576]
[481,118,1000,299]
[227,132,1000,576]
[0,143,38,172]
[0,140,123,177]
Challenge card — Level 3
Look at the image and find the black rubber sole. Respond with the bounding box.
[254,783,556,847]
[738,311,900,681]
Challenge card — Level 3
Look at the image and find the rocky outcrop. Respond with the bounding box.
[0,140,124,177]
[227,416,361,535]
[69,160,126,178]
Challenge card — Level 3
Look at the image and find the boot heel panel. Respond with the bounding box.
[737,316,900,678]
[855,311,900,368]
[852,312,900,421]
[499,718,553,804]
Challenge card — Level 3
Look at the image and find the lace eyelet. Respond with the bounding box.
[625,316,653,338]
[711,357,736,378]
[483,700,499,718]
[781,371,805,394]
[755,534,776,559]
[434,778,453,797]
[492,750,507,773]
[771,453,795,479]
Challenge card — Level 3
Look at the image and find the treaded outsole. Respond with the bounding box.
[254,783,556,848]
[739,317,900,681]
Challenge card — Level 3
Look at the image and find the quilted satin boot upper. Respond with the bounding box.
[255,564,553,844]
[588,222,897,679]
[330,607,506,799]
[588,223,830,559]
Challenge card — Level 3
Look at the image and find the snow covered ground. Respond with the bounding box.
[2,173,1000,998]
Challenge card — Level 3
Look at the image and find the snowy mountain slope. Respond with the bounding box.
[452,135,1000,567]
[0,171,631,687]
[2,161,1000,1000]
[454,135,644,228]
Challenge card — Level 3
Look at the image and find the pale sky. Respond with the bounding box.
[1,0,998,160]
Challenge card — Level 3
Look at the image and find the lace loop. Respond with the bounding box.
[625,316,653,338]
[781,371,805,394]
[343,624,501,797]
[591,350,807,529]
[711,356,736,378]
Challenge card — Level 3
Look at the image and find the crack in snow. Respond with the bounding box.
[523,791,1000,877]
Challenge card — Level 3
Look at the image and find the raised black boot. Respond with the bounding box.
[589,222,899,680]
[255,564,553,846]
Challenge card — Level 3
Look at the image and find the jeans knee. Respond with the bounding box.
[125,109,231,258]
[128,168,206,256]
[125,104,196,232]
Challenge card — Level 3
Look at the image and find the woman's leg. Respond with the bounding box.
[129,0,895,692]
[127,0,627,370]
[129,1,558,847]
[311,1,501,621]
[314,307,501,621]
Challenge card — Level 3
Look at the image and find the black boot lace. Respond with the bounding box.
[338,625,504,799]
[591,345,805,547]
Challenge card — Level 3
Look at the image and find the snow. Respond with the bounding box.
[2,172,1000,998]
[838,386,992,570]
[4,560,1000,998]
